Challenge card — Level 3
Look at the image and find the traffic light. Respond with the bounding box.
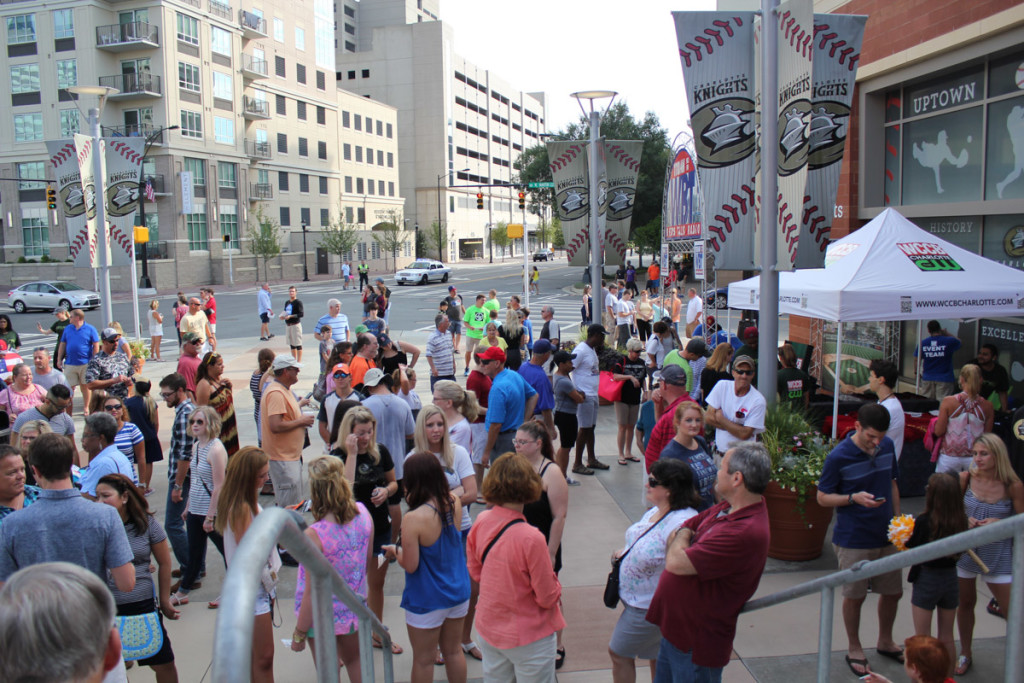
[46,186,57,210]
[517,191,526,210]
[476,192,484,210]
[223,233,231,243]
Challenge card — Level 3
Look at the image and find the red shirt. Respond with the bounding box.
[644,394,697,471]
[177,354,200,393]
[466,370,491,424]
[203,295,217,324]
[646,499,769,668]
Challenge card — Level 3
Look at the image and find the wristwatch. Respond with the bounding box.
[848,493,855,506]
[173,484,183,491]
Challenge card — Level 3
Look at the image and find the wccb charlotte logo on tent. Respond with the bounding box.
[896,242,964,271]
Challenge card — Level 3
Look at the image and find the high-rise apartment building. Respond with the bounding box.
[335,0,546,261]
[0,0,404,290]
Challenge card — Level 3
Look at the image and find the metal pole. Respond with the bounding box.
[817,587,834,683]
[832,321,843,439]
[130,250,141,342]
[757,0,780,406]
[301,224,309,281]
[1006,527,1024,683]
[228,243,234,285]
[436,174,444,262]
[138,185,152,289]
[311,573,341,682]
[91,107,114,326]
[589,110,603,327]
[523,203,530,308]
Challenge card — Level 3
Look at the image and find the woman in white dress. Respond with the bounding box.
[149,300,164,362]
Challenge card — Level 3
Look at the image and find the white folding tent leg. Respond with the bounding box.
[832,322,843,440]
[915,319,922,394]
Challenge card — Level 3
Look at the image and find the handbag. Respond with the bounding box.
[599,370,625,404]
[116,611,164,661]
[604,513,671,609]
[262,546,283,593]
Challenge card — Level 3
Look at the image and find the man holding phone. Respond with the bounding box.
[816,403,902,677]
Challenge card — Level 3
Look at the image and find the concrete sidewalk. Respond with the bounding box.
[119,332,1010,682]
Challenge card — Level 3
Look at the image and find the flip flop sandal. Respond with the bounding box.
[461,642,483,661]
[571,465,594,475]
[588,460,611,470]
[208,597,220,609]
[956,655,972,675]
[372,638,404,655]
[170,593,189,607]
[844,655,869,676]
[877,648,904,664]
[988,597,1005,618]
[434,649,445,665]
[555,647,566,670]
[626,455,642,462]
[617,458,629,466]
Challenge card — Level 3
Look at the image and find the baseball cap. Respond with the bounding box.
[479,346,506,363]
[448,285,456,292]
[744,326,759,341]
[354,325,369,335]
[685,337,709,358]
[533,339,554,355]
[706,315,716,326]
[661,364,689,386]
[378,334,392,348]
[331,363,352,377]
[101,327,120,341]
[272,356,303,371]
[586,323,609,338]
[362,368,386,387]
[53,305,68,314]
[181,331,200,344]
[733,354,756,369]
[374,276,384,283]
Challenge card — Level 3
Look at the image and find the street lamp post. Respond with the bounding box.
[571,90,617,317]
[301,223,309,281]
[67,85,119,327]
[137,124,178,290]
[435,167,469,263]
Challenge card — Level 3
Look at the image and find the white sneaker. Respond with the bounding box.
[566,476,581,487]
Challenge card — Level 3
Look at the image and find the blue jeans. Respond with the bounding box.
[164,480,190,573]
[654,638,722,683]
[430,374,456,391]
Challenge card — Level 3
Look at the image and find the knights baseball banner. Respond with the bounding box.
[793,13,866,269]
[603,140,643,266]
[774,0,813,270]
[47,140,95,268]
[673,11,758,270]
[73,134,108,268]
[104,137,146,266]
[547,141,591,266]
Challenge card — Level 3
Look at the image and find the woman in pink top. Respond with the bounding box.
[467,452,565,682]
[0,363,45,420]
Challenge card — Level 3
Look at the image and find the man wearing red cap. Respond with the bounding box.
[316,362,363,446]
[479,346,538,465]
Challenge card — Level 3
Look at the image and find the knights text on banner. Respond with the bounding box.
[547,141,591,266]
[48,140,95,268]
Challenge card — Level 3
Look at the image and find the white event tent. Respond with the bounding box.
[727,208,1024,435]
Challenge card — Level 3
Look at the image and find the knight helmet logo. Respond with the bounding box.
[692,98,756,169]
[556,187,589,221]
[807,101,850,170]
[777,102,812,175]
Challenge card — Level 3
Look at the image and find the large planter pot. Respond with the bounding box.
[764,480,833,561]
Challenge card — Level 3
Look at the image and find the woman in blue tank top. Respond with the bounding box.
[383,452,471,683]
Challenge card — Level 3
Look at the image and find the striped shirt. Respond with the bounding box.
[187,439,222,516]
[114,422,144,465]
[316,313,350,344]
[426,328,455,376]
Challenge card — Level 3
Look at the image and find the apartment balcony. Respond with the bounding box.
[102,124,168,144]
[99,73,162,99]
[240,53,268,80]
[250,182,273,200]
[209,0,232,20]
[242,96,270,119]
[244,138,271,160]
[239,9,267,39]
[96,22,159,51]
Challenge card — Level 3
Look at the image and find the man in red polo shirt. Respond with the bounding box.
[646,442,770,681]
[644,364,696,471]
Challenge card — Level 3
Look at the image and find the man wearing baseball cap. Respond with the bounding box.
[644,364,699,471]
[444,285,464,353]
[734,327,760,381]
[261,355,315,508]
[479,346,538,465]
[519,339,556,440]
[705,355,766,457]
[84,328,134,401]
[316,362,363,447]
[176,332,202,398]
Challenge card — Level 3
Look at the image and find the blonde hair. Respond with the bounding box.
[673,401,705,428]
[149,300,159,310]
[307,457,360,525]
[504,305,522,336]
[707,343,733,372]
[959,364,982,397]
[18,419,52,439]
[107,322,124,335]
[625,338,644,353]
[970,433,1021,487]
[414,405,453,469]
[334,406,380,464]
[216,446,269,538]
[432,379,480,422]
[190,405,222,440]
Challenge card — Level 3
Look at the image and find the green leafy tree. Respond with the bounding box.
[490,221,511,261]
[247,204,282,281]
[414,228,428,258]
[550,216,565,249]
[427,220,447,262]
[371,210,410,271]
[319,201,360,271]
[633,217,662,267]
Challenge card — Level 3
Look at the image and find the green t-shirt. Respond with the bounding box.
[662,350,693,392]
[463,305,489,339]
[483,298,501,315]
[50,319,70,357]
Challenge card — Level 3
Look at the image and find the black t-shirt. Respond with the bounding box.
[284,298,304,325]
[445,295,463,322]
[777,367,811,407]
[616,356,648,405]
[328,444,394,535]
[379,350,408,377]
[977,360,1010,402]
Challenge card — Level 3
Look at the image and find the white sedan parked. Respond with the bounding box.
[395,259,452,286]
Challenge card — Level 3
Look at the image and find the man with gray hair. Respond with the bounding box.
[79,412,137,496]
[0,562,125,682]
[425,314,456,390]
[539,305,561,348]
[316,298,350,344]
[646,442,770,681]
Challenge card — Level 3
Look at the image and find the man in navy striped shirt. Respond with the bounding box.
[426,314,456,390]
[316,299,350,344]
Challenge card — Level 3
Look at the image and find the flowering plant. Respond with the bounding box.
[760,403,834,516]
[888,514,915,551]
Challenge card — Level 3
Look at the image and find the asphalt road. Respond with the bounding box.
[1,258,588,353]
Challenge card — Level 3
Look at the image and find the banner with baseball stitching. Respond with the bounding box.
[103,137,145,266]
[674,11,758,270]
[774,0,813,270]
[74,134,108,268]
[793,14,866,269]
[547,141,591,266]
[47,140,95,268]
[603,140,643,265]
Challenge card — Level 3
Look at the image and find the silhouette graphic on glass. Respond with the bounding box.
[912,130,968,194]
[996,105,1024,198]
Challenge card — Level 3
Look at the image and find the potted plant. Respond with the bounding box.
[760,402,835,561]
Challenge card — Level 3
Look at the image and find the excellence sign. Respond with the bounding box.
[664,147,702,240]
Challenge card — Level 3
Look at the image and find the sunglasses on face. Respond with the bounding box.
[189,418,206,425]
[333,372,351,379]
[648,477,662,488]
[734,368,753,376]
[104,404,122,412]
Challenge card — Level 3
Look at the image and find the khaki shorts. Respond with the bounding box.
[285,324,303,348]
[615,401,639,426]
[269,460,303,508]
[834,544,903,599]
[64,364,88,387]
[465,335,482,355]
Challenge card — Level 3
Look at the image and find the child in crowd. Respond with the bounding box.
[317,325,335,377]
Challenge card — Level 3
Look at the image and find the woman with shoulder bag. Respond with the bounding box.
[607,459,702,683]
[933,364,994,474]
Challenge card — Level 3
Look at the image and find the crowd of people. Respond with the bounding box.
[1,273,1022,683]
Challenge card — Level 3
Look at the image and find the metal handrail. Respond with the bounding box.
[742,513,1024,683]
[212,507,394,683]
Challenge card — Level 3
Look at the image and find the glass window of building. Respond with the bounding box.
[7,14,35,44]
[279,172,289,191]
[295,27,305,51]
[177,13,199,45]
[319,176,328,194]
[179,62,201,92]
[280,206,290,225]
[320,208,329,226]
[180,110,202,138]
[56,59,77,89]
[53,10,73,39]
[186,205,208,250]
[299,174,309,193]
[218,162,237,188]
[183,158,205,186]
[17,162,45,189]
[22,211,49,258]
[213,72,232,100]
[10,65,40,94]
[300,207,311,226]
[342,111,350,128]
[13,113,43,142]
[344,177,352,193]
[297,101,307,120]
[346,207,355,223]
[220,205,239,248]
[354,114,361,131]
[273,17,284,42]
[211,26,231,56]
[60,109,79,137]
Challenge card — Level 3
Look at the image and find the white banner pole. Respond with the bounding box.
[758,0,781,406]
[130,246,142,343]
[832,321,843,440]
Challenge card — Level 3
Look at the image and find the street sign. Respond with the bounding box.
[527,182,554,189]
[507,223,524,238]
